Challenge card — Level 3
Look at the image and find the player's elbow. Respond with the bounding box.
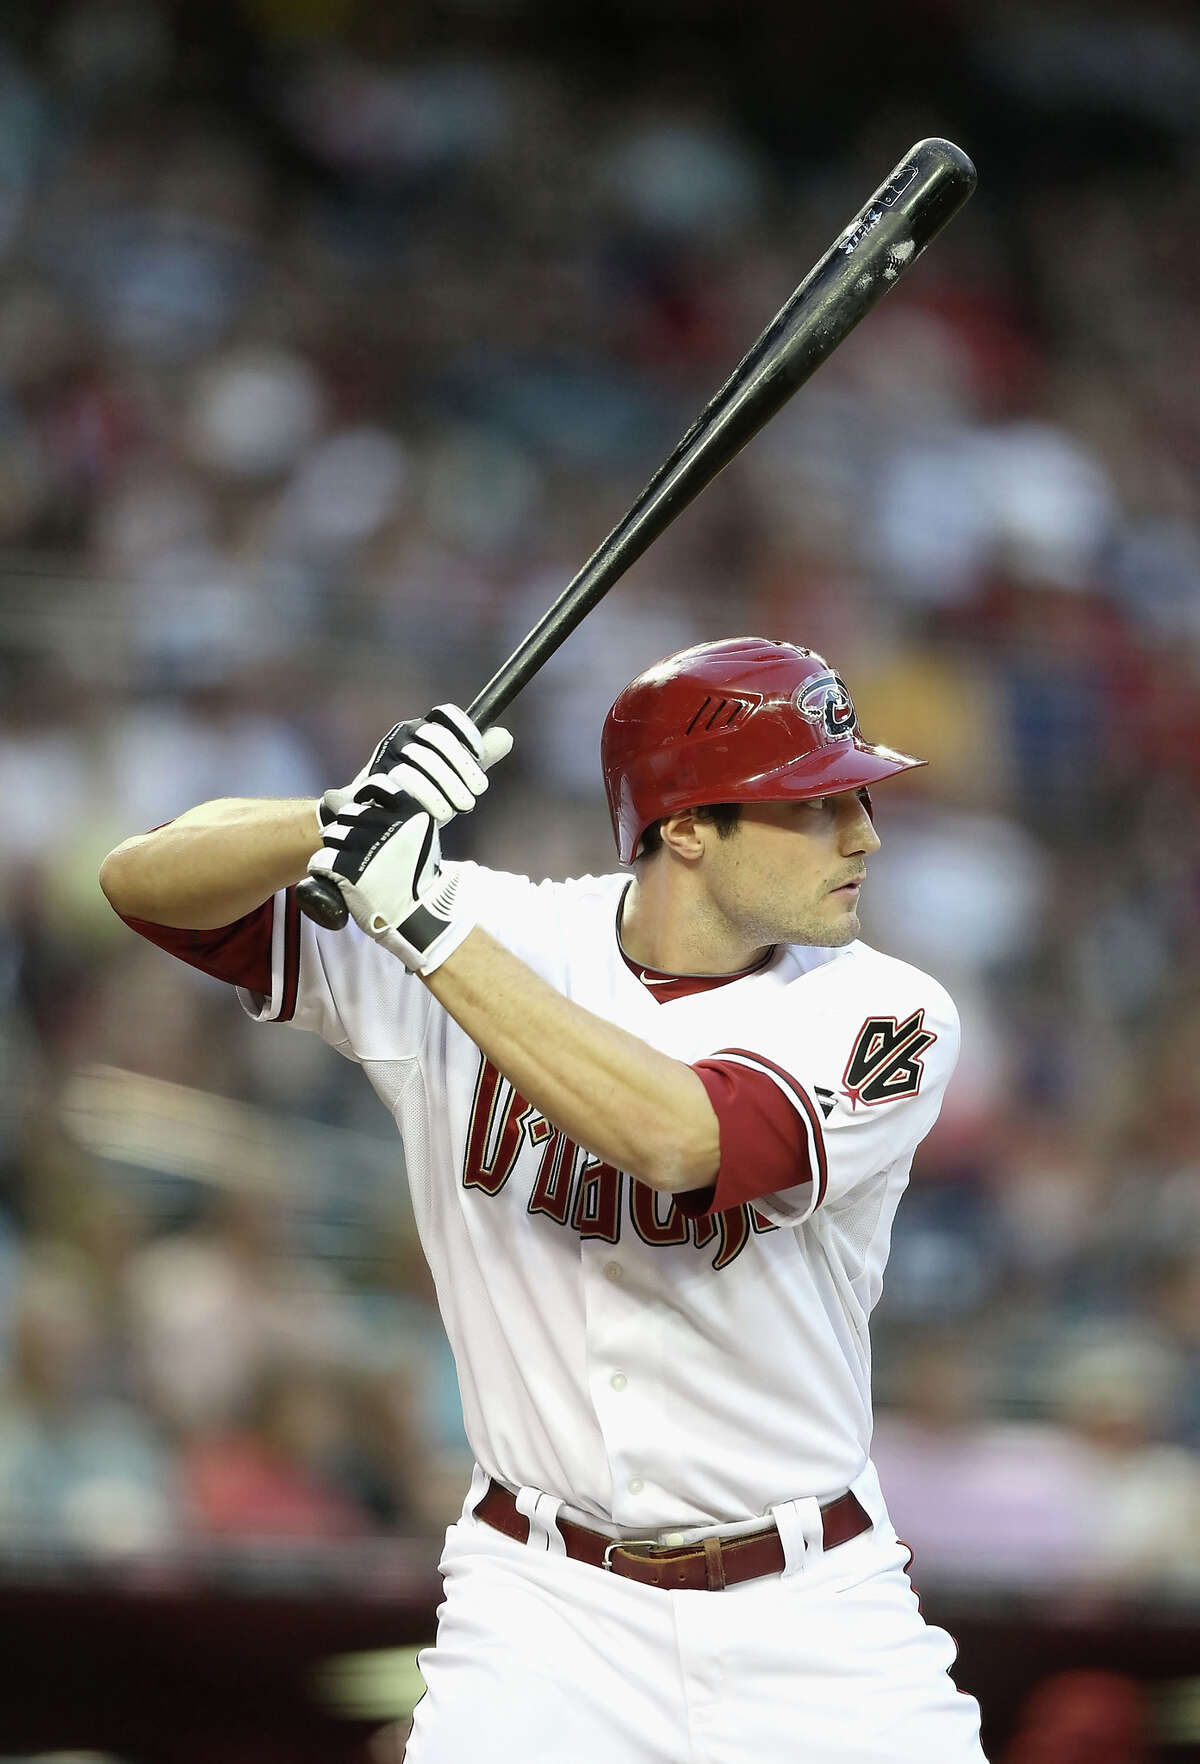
[98,840,142,915]
[629,1091,721,1195]
[640,1154,719,1195]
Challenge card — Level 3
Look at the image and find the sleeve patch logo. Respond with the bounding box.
[841,1009,936,1109]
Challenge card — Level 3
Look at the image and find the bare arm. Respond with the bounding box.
[99,798,322,929]
[424,927,720,1195]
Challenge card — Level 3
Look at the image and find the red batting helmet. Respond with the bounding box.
[601,637,925,863]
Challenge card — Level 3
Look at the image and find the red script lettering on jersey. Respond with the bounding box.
[461,1057,775,1270]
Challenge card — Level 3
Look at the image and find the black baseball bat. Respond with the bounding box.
[298,136,976,930]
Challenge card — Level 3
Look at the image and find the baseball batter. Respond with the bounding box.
[101,638,987,1762]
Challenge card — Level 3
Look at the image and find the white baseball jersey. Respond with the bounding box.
[237,864,959,1536]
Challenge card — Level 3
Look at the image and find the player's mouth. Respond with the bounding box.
[829,874,865,897]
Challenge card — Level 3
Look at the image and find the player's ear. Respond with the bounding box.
[659,811,706,863]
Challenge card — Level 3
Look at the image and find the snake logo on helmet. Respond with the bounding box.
[793,672,858,738]
[601,637,925,864]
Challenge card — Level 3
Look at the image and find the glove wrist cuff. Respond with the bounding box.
[395,860,473,974]
[347,861,473,975]
[402,909,475,977]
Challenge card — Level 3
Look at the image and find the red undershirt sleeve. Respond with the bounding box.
[118,898,277,997]
[674,1053,826,1218]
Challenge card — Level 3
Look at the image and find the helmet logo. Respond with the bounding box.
[793,672,857,739]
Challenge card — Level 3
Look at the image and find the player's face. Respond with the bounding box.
[701,790,881,949]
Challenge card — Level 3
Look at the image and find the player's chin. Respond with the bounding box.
[817,899,862,947]
[788,904,860,948]
[823,914,860,947]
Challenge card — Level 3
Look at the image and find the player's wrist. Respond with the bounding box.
[337,859,474,975]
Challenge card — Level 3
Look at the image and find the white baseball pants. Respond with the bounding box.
[404,1462,988,1763]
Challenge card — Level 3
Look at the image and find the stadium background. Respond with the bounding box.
[1,0,1199,1757]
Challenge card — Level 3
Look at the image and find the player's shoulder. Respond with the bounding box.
[779,939,959,1034]
[455,862,628,935]
[457,861,626,904]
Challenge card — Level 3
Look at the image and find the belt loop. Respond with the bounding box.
[515,1485,567,1556]
[464,1463,491,1520]
[702,1535,727,1592]
[770,1495,824,1579]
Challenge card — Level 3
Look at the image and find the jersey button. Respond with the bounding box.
[609,1372,627,1391]
[604,1262,623,1282]
[628,1478,644,1496]
[662,1532,686,1547]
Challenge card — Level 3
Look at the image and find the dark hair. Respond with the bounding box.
[636,802,742,861]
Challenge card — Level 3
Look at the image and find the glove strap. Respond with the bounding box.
[399,898,456,954]
[401,908,475,977]
[396,863,471,975]
[351,863,472,976]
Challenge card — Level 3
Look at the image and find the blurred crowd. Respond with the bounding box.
[0,0,1198,1615]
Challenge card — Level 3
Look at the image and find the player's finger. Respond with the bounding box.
[360,764,458,822]
[401,740,480,812]
[318,799,367,848]
[411,719,490,796]
[427,703,485,759]
[480,726,513,769]
[427,708,513,772]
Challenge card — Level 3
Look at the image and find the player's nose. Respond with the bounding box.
[838,792,882,857]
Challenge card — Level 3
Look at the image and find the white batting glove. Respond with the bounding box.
[319,705,513,829]
[310,803,468,974]
[309,705,512,974]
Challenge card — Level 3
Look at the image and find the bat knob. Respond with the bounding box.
[296,874,349,930]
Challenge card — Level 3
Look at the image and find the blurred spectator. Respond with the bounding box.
[1000,1669,1150,1764]
[872,1332,1089,1589]
[1044,1326,1200,1594]
[183,1361,377,1540]
[0,1249,178,1555]
[874,1325,1200,1594]
[123,1188,361,1439]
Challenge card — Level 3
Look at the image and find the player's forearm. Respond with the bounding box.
[424,927,720,1194]
[99,798,322,929]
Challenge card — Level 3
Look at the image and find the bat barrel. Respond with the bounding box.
[469,138,976,728]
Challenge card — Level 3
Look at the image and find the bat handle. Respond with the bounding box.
[296,872,349,930]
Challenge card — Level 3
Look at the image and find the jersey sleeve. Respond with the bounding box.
[118,859,583,1062]
[118,904,275,994]
[678,956,960,1228]
[236,861,566,1061]
[235,884,427,1058]
[116,886,404,1055]
[673,1058,810,1220]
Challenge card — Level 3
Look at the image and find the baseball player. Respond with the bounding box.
[101,637,987,1763]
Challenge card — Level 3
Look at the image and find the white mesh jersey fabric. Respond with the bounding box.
[362,1058,434,1219]
[243,864,959,1532]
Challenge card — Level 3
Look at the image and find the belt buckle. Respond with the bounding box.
[602,1537,660,1571]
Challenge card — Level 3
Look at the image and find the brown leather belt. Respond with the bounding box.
[474,1477,871,1592]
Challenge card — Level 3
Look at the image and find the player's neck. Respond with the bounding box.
[619,873,771,978]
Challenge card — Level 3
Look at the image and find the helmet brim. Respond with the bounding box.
[732,738,926,801]
[620,740,925,861]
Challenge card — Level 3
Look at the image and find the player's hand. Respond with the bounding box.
[309,799,467,974]
[319,705,513,830]
[310,705,511,972]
